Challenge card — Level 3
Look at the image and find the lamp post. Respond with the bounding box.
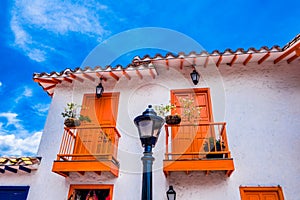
[134,105,165,200]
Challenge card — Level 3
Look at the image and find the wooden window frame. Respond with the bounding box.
[239,186,285,200]
[68,184,113,200]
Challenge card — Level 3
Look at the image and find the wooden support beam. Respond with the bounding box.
[216,55,222,67]
[44,85,56,91]
[122,70,131,80]
[258,52,270,64]
[274,43,300,64]
[166,59,169,70]
[52,78,62,83]
[95,72,107,81]
[82,73,95,82]
[63,77,73,83]
[204,56,209,68]
[228,54,238,66]
[69,74,84,82]
[5,166,17,173]
[243,54,252,65]
[34,78,58,84]
[135,70,143,79]
[19,165,31,173]
[296,47,300,56]
[180,58,184,70]
[94,171,102,176]
[109,71,120,81]
[287,54,299,64]
[149,68,155,79]
[77,171,85,176]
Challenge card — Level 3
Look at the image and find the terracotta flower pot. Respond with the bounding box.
[165,115,181,125]
[64,118,81,127]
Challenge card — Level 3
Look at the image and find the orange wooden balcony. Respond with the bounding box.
[163,122,234,177]
[52,126,120,177]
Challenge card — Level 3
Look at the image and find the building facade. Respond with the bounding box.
[1,35,300,200]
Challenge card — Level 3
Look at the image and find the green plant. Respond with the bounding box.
[154,103,177,117]
[179,97,201,122]
[61,103,91,122]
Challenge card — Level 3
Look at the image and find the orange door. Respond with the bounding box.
[240,187,284,200]
[243,192,280,200]
[73,93,119,158]
[171,88,213,159]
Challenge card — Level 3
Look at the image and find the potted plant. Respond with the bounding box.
[154,103,181,125]
[179,97,201,123]
[204,137,225,159]
[61,102,91,127]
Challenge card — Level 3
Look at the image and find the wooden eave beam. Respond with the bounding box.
[166,59,169,70]
[204,56,209,68]
[287,54,299,64]
[95,72,107,81]
[82,73,95,82]
[274,43,300,64]
[44,85,56,91]
[149,68,155,79]
[135,70,143,79]
[296,47,300,56]
[69,74,84,82]
[243,54,252,65]
[34,78,59,84]
[109,71,120,81]
[216,55,222,67]
[52,78,62,83]
[258,52,270,64]
[228,54,238,66]
[180,58,184,69]
[122,70,131,80]
[63,77,73,83]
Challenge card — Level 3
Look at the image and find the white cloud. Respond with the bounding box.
[0,112,21,128]
[10,0,109,62]
[0,131,42,156]
[0,111,42,156]
[14,86,33,103]
[0,81,2,87]
[32,103,49,116]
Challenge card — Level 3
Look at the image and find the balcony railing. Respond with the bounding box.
[52,125,121,177]
[163,122,234,177]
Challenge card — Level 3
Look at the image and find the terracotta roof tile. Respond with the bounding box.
[0,157,42,174]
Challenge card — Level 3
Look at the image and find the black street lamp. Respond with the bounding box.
[166,185,176,200]
[134,105,165,200]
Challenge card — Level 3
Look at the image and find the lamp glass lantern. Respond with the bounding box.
[96,78,104,98]
[190,69,200,85]
[166,186,176,200]
[134,105,165,147]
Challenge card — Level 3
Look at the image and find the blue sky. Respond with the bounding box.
[0,0,299,156]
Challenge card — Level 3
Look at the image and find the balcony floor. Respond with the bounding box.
[52,158,119,177]
[163,158,234,177]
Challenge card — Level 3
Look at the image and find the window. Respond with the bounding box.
[68,185,113,200]
[240,186,284,200]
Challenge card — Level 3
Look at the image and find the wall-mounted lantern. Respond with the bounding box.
[96,78,104,98]
[190,68,200,85]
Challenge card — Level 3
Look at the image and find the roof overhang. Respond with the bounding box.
[33,34,300,97]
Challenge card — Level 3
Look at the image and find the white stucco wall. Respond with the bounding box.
[1,59,299,200]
